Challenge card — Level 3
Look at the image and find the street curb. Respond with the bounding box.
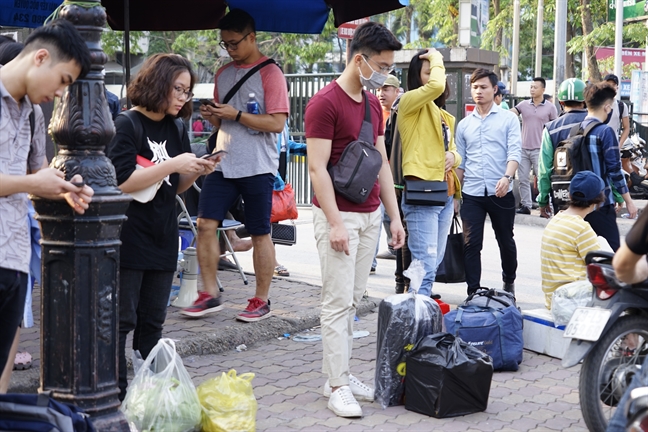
[9,296,382,394]
[511,211,636,236]
[174,295,381,357]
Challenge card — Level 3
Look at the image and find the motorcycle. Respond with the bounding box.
[621,133,648,200]
[562,251,648,432]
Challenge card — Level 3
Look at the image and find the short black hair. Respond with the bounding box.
[0,42,24,65]
[348,21,402,63]
[23,19,91,78]
[218,8,256,34]
[569,191,605,208]
[584,82,617,110]
[533,77,546,88]
[470,68,497,86]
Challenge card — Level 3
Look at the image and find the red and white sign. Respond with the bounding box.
[337,18,370,40]
[465,104,476,117]
[595,46,646,70]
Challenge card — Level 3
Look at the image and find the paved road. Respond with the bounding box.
[12,205,641,430]
[186,310,586,431]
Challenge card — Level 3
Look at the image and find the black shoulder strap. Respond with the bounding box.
[120,110,144,151]
[29,109,35,142]
[618,99,624,123]
[174,118,186,144]
[222,58,276,104]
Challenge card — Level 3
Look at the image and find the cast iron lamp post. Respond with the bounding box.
[31,1,131,429]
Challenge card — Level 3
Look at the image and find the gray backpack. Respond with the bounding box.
[327,92,382,204]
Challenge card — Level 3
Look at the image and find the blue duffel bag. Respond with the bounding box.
[0,392,95,431]
[444,288,523,371]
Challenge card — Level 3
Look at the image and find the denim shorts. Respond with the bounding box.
[198,170,275,236]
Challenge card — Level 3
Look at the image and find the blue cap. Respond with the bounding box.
[570,171,605,201]
[497,81,509,95]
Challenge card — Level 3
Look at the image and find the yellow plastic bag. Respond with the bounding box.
[198,369,257,432]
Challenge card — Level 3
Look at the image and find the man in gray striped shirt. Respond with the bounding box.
[0,19,92,387]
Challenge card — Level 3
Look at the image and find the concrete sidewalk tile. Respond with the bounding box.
[313,414,355,428]
[353,412,399,426]
[494,408,526,422]
[507,417,541,430]
[463,419,511,431]
[527,408,558,421]
[254,384,282,397]
[282,416,322,429]
[390,411,433,425]
[542,416,582,430]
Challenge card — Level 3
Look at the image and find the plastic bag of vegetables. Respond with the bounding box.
[198,370,257,432]
[120,338,201,432]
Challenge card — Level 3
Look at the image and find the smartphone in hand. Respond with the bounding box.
[201,150,227,160]
[200,99,217,108]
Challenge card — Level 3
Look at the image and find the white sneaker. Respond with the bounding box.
[327,385,363,418]
[323,374,375,402]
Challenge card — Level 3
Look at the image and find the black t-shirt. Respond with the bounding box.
[625,207,648,256]
[107,111,190,271]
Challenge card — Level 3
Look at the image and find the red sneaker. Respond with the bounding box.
[236,297,271,322]
[180,291,223,318]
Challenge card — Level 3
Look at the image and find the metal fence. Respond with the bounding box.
[284,73,341,205]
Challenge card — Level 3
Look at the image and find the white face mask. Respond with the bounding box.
[359,56,387,90]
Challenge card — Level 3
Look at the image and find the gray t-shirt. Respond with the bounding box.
[0,76,45,273]
[214,56,289,178]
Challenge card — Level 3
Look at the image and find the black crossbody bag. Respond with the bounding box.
[327,92,383,204]
[403,120,449,206]
[207,58,276,152]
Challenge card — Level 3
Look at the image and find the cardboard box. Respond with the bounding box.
[522,308,570,359]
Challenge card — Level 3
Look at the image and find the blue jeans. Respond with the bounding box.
[401,195,454,296]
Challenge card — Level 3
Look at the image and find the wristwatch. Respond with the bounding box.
[503,175,513,183]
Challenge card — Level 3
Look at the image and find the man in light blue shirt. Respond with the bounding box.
[456,68,522,296]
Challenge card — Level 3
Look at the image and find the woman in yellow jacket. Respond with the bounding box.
[398,48,461,298]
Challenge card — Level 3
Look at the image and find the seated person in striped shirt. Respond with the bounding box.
[540,171,606,309]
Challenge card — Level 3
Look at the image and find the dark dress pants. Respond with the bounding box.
[461,191,518,294]
[118,268,174,401]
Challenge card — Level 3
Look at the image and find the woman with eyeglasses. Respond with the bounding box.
[397,48,461,299]
[107,53,217,401]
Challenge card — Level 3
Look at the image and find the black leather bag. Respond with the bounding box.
[403,180,447,206]
[435,215,465,283]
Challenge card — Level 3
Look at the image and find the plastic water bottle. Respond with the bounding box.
[246,93,260,135]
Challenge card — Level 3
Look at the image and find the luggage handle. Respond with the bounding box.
[464,288,512,308]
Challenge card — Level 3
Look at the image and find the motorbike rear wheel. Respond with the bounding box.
[579,315,648,432]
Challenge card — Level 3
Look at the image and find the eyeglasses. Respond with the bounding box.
[173,85,193,101]
[219,33,251,51]
[362,54,395,75]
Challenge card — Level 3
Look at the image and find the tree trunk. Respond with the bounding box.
[566,21,575,78]
[580,0,602,81]
[493,0,502,75]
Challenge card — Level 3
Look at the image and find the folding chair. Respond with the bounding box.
[176,184,248,292]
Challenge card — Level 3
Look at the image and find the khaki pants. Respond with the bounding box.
[313,206,381,388]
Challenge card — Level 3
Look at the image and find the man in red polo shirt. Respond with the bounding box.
[305,22,404,418]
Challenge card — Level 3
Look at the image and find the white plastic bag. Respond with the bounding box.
[121,338,201,432]
[551,280,593,326]
[403,259,425,294]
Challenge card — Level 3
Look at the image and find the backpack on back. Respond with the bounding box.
[550,120,600,208]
